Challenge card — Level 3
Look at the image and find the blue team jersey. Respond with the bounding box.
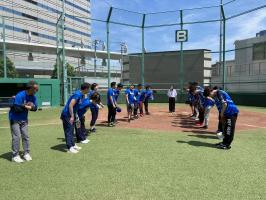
[187,91,195,104]
[214,90,239,117]
[139,90,146,102]
[125,89,135,104]
[9,90,38,121]
[78,98,94,118]
[88,90,95,99]
[145,89,154,100]
[88,90,98,110]
[61,90,84,118]
[134,89,141,103]
[113,89,120,102]
[107,88,115,106]
[194,90,204,107]
[204,97,215,108]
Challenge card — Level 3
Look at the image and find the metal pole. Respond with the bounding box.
[141,14,146,86]
[179,10,184,93]
[2,17,7,79]
[219,0,223,84]
[94,40,97,78]
[107,7,113,87]
[221,5,226,90]
[120,43,123,82]
[62,0,68,103]
[56,18,60,80]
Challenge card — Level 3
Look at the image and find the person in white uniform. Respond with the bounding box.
[167,86,177,113]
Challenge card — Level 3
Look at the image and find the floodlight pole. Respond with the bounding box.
[107,7,113,87]
[179,10,184,93]
[141,14,146,86]
[221,5,226,90]
[1,17,7,79]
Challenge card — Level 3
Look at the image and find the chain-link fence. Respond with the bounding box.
[1,0,266,105]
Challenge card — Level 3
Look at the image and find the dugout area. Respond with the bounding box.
[0,78,60,107]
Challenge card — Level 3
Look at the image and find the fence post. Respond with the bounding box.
[221,5,226,90]
[179,10,184,93]
[1,17,7,79]
[219,0,223,86]
[62,0,68,104]
[106,7,113,88]
[141,14,146,86]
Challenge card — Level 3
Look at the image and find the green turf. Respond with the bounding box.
[0,107,266,200]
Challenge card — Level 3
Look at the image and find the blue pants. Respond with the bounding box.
[75,116,86,142]
[61,115,75,149]
[90,107,99,126]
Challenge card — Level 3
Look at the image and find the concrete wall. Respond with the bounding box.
[124,50,212,89]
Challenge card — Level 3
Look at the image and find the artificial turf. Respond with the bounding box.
[0,106,266,200]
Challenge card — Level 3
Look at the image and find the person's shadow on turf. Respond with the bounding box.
[50,144,67,152]
[0,152,13,161]
[176,140,216,149]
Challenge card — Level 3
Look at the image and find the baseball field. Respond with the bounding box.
[0,104,266,200]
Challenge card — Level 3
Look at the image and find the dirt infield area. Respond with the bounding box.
[93,104,266,133]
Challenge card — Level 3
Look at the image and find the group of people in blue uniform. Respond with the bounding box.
[7,79,238,163]
[61,82,154,154]
[186,82,239,150]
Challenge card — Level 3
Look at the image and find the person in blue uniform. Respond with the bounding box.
[144,85,153,115]
[76,92,101,143]
[138,85,146,117]
[107,82,117,127]
[133,84,141,119]
[202,87,215,129]
[189,83,205,125]
[212,86,223,138]
[113,83,123,123]
[125,84,136,122]
[208,88,239,150]
[114,83,123,103]
[9,80,38,163]
[185,85,196,118]
[60,82,90,154]
[88,83,104,133]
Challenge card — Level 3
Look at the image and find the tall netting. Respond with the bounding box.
[1,0,266,104]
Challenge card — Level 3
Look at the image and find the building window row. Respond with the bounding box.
[4,24,91,48]
[19,0,91,26]
[59,0,90,14]
[0,6,91,38]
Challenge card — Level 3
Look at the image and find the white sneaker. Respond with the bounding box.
[12,155,24,163]
[68,147,79,154]
[23,153,32,161]
[74,145,82,150]
[81,139,90,144]
[217,132,224,140]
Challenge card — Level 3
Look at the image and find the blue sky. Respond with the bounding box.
[91,0,266,62]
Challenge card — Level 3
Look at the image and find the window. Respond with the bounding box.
[23,0,37,5]
[22,13,38,21]
[253,42,266,61]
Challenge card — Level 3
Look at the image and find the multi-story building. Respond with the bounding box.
[211,30,266,93]
[0,0,92,77]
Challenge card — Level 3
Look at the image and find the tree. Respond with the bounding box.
[52,62,76,79]
[0,53,18,78]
